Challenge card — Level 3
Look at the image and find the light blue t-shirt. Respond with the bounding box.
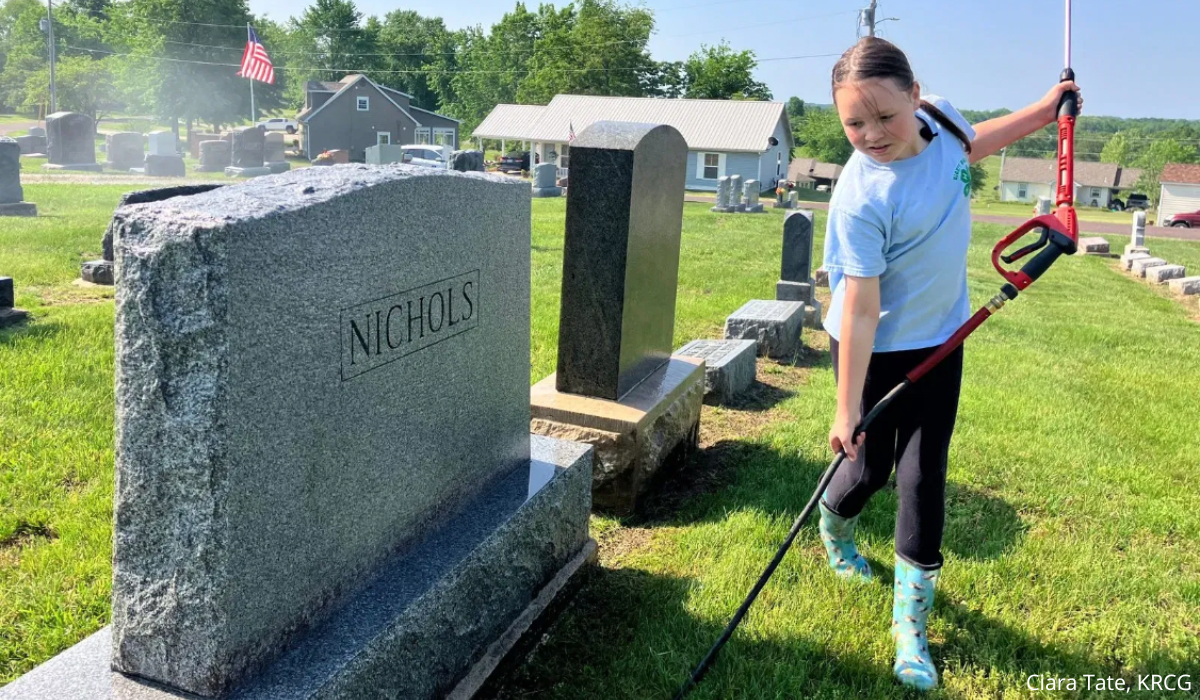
[821,96,977,352]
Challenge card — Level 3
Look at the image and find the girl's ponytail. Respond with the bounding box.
[918,100,972,154]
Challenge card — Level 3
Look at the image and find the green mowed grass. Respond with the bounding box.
[3,188,1200,696]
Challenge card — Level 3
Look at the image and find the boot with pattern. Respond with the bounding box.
[817,501,872,582]
[891,556,941,690]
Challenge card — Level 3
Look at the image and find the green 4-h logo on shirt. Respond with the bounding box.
[953,159,971,197]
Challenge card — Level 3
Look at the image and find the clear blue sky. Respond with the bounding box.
[248,0,1199,120]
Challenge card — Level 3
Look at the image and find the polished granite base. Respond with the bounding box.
[531,356,703,514]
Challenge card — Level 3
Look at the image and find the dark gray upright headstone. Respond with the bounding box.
[0,137,36,216]
[105,132,144,171]
[230,125,266,168]
[556,121,688,401]
[0,137,22,204]
[781,209,815,283]
[198,140,231,171]
[45,111,96,166]
[0,276,13,308]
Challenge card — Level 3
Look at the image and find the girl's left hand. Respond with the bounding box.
[1038,81,1083,124]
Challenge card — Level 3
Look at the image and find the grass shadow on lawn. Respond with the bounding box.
[634,436,1025,566]
[0,318,62,347]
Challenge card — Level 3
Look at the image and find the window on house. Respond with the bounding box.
[1017,183,1028,199]
[433,128,456,148]
[377,132,390,146]
[703,153,720,180]
[415,127,431,144]
[357,96,369,111]
[559,156,569,170]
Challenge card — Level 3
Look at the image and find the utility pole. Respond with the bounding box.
[44,0,57,114]
[859,1,898,40]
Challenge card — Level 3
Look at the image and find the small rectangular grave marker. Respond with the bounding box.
[1146,264,1185,284]
[725,299,804,359]
[676,339,757,405]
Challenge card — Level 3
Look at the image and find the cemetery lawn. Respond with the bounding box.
[3,189,1200,696]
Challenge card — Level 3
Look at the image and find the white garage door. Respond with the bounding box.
[1159,182,1200,226]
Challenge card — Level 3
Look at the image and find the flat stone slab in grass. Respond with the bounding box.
[80,260,113,285]
[1167,276,1200,295]
[1124,244,1150,257]
[1121,252,1152,271]
[0,201,36,216]
[1146,264,1186,284]
[1075,237,1110,255]
[676,339,757,405]
[724,299,804,360]
[1130,257,1168,277]
[224,165,273,178]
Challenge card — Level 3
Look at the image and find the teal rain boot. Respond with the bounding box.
[891,556,941,690]
[817,501,872,582]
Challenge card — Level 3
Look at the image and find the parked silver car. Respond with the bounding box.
[399,144,451,169]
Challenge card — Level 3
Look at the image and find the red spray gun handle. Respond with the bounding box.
[992,214,1077,291]
[1054,68,1079,239]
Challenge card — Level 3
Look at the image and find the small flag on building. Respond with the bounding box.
[238,25,275,85]
[568,122,575,143]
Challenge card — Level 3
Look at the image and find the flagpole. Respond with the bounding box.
[247,23,256,123]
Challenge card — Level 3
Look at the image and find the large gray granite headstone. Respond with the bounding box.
[531,162,561,197]
[781,209,815,283]
[556,121,688,401]
[0,276,13,308]
[230,125,266,168]
[0,137,22,204]
[743,179,763,212]
[108,166,531,697]
[729,174,743,208]
[263,132,285,163]
[45,111,96,165]
[366,144,404,164]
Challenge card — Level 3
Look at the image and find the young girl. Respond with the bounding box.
[816,38,1081,690]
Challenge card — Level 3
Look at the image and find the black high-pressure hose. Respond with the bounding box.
[671,380,909,700]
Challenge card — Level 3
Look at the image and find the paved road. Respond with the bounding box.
[684,196,1199,243]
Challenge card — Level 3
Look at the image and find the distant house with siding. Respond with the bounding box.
[1157,163,1200,226]
[998,156,1141,208]
[471,95,794,192]
[787,157,843,190]
[296,74,460,162]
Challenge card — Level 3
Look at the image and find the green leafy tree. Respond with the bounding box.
[445,4,538,134]
[969,161,986,198]
[373,10,455,111]
[1134,139,1199,206]
[295,0,378,82]
[682,41,770,100]
[21,54,118,120]
[786,96,804,118]
[797,107,852,164]
[1100,131,1133,166]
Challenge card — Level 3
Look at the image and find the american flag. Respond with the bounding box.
[237,26,274,85]
[568,122,575,143]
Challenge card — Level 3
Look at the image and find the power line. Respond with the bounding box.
[65,44,842,74]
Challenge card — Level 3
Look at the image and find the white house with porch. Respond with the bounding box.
[472,95,794,191]
[998,156,1142,208]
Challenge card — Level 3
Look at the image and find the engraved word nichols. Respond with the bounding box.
[341,270,479,379]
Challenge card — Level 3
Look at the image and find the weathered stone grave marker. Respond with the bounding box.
[725,299,805,359]
[140,131,186,177]
[711,175,733,213]
[531,162,561,197]
[105,132,144,171]
[9,166,596,700]
[676,339,757,405]
[1125,210,1149,256]
[775,209,822,328]
[530,121,703,514]
[0,137,36,216]
[225,125,271,177]
[43,111,102,171]
[0,276,29,327]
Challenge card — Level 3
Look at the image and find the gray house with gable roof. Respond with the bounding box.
[297,74,460,162]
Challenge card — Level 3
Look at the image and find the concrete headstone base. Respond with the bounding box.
[772,201,793,209]
[143,155,187,178]
[1167,276,1200,295]
[1121,252,1152,271]
[266,161,291,174]
[0,435,595,700]
[0,201,36,216]
[676,339,757,405]
[724,299,805,359]
[1124,244,1150,257]
[1146,264,1186,284]
[531,186,562,197]
[530,357,704,515]
[1131,257,1168,278]
[80,260,114,285]
[776,280,814,304]
[0,307,28,328]
[224,166,273,178]
[42,163,102,172]
[710,205,733,213]
[1075,237,1110,255]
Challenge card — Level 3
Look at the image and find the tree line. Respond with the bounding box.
[0,0,771,135]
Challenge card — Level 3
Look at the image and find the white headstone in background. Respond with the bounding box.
[147,131,176,157]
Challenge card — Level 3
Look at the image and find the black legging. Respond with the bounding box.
[823,338,963,569]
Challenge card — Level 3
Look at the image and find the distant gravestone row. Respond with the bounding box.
[711,174,766,214]
[1119,210,1197,293]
